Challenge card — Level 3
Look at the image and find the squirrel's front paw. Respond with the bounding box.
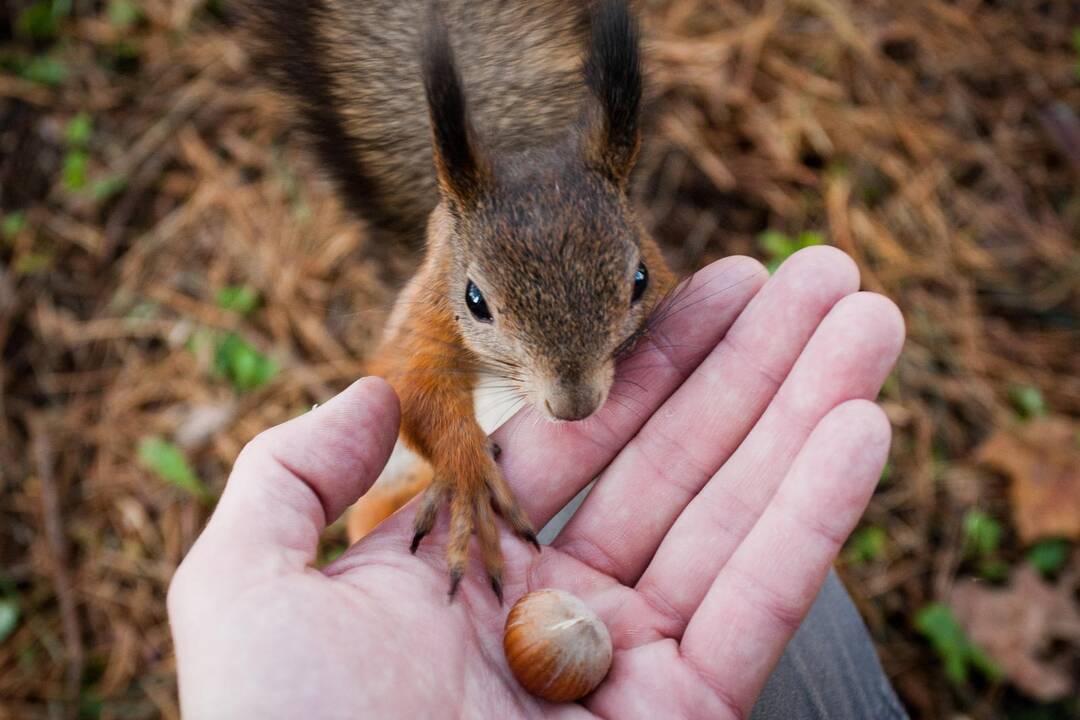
[409,465,539,602]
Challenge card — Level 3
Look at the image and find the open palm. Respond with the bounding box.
[168,248,904,719]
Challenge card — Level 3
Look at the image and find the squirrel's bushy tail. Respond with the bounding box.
[239,0,644,243]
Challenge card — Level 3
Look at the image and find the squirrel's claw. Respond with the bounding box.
[522,529,541,552]
[411,448,530,602]
[447,567,464,599]
[484,470,541,553]
[409,530,426,555]
[408,482,445,554]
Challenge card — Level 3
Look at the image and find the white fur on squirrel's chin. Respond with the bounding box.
[472,371,529,436]
[371,372,526,489]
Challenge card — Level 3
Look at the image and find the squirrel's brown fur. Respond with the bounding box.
[242,0,674,599]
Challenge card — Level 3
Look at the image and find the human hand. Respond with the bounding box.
[168,247,904,718]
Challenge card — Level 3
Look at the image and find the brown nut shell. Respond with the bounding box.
[503,589,613,703]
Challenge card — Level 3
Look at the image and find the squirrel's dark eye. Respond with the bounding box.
[465,280,493,322]
[631,262,648,304]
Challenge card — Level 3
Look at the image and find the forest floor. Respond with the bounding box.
[1,1,1078,718]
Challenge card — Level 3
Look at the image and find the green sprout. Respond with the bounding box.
[962,509,1002,558]
[107,0,142,28]
[914,603,1000,686]
[20,55,68,86]
[62,150,88,190]
[962,509,1007,580]
[1027,538,1071,577]
[844,525,888,565]
[1009,385,1047,420]
[214,333,279,392]
[216,285,261,317]
[0,598,20,645]
[757,230,824,273]
[137,437,212,502]
[16,0,72,40]
[1,212,27,242]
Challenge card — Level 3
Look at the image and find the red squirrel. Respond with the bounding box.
[243,0,675,600]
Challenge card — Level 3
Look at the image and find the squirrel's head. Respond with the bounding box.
[422,0,666,422]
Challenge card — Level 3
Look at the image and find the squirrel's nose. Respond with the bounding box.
[543,386,604,422]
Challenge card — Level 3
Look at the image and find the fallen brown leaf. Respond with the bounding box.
[174,401,237,449]
[975,417,1080,543]
[950,566,1080,702]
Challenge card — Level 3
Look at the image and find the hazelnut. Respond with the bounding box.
[503,589,613,703]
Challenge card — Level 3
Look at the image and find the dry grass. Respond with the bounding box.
[1,0,1077,717]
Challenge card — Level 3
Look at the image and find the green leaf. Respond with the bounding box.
[107,0,142,28]
[64,112,93,147]
[214,333,278,392]
[1,212,27,241]
[977,558,1008,582]
[878,459,892,486]
[1009,385,1047,420]
[757,229,825,273]
[17,2,56,38]
[79,692,104,720]
[14,251,52,275]
[137,437,211,501]
[914,604,968,683]
[914,602,1000,685]
[844,525,887,565]
[90,175,127,202]
[63,150,88,190]
[1027,538,1071,576]
[184,327,216,356]
[16,0,72,39]
[0,598,20,645]
[757,230,793,258]
[963,509,1002,558]
[21,55,68,86]
[880,371,901,399]
[215,285,260,316]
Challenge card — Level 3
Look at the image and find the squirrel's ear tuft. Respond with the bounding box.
[583,0,642,185]
[423,16,491,208]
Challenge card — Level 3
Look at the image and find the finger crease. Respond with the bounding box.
[775,488,850,549]
[640,427,716,498]
[677,645,747,720]
[698,480,758,540]
[636,583,687,640]
[727,563,804,635]
[761,393,820,437]
[558,532,625,580]
[269,450,330,529]
[722,335,787,389]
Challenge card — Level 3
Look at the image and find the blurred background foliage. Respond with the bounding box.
[1,0,1078,717]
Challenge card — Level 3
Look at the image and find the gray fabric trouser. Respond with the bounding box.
[750,571,909,719]
[540,487,910,719]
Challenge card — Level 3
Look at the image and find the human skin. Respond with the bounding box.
[168,247,905,719]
